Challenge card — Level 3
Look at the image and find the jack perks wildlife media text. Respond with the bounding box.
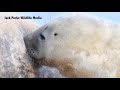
[5,16,42,19]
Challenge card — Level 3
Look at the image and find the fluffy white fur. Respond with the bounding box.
[25,14,120,78]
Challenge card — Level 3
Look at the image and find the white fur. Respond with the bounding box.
[25,13,120,78]
[43,14,120,78]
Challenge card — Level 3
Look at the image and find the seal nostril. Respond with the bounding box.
[40,33,45,40]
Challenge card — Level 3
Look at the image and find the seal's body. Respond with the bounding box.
[24,15,120,78]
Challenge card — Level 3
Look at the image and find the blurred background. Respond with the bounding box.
[16,12,120,26]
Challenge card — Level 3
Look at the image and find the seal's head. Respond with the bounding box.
[24,17,83,60]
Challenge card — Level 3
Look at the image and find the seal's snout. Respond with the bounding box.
[39,33,45,41]
[24,35,36,58]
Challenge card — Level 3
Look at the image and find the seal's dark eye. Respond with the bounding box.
[54,33,58,36]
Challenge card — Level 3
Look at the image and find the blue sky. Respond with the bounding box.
[16,12,120,26]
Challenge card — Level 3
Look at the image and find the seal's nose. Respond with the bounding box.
[40,33,45,40]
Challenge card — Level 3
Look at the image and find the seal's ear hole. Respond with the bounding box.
[54,33,58,36]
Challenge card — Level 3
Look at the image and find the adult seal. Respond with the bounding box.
[24,15,120,78]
